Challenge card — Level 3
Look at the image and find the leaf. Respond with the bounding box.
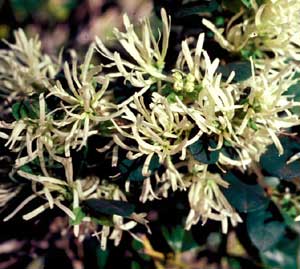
[220,143,240,161]
[162,225,184,252]
[174,0,219,18]
[11,0,44,13]
[217,61,252,82]
[188,137,220,164]
[19,164,33,174]
[12,102,22,120]
[222,0,262,12]
[161,84,181,103]
[132,240,151,261]
[70,207,86,225]
[125,162,144,181]
[91,216,114,227]
[241,0,252,8]
[222,0,244,13]
[12,100,39,120]
[162,225,198,252]
[260,136,300,180]
[96,248,109,269]
[223,172,269,213]
[247,205,286,252]
[84,199,135,218]
[286,79,300,116]
[181,230,199,252]
[72,145,88,179]
[131,261,141,269]
[119,154,160,181]
[98,121,113,136]
[261,236,300,269]
[281,211,300,234]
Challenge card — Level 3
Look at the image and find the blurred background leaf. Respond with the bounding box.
[223,172,269,213]
[260,136,300,180]
[247,203,286,252]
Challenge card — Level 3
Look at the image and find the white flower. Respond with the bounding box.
[173,33,300,166]
[255,0,300,60]
[95,8,171,87]
[0,29,59,96]
[0,93,73,183]
[185,165,242,233]
[113,92,202,196]
[172,34,248,166]
[203,0,300,61]
[236,60,300,157]
[48,44,124,156]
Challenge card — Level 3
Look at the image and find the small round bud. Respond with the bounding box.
[174,81,184,91]
[185,81,195,92]
[186,73,195,82]
[173,71,183,81]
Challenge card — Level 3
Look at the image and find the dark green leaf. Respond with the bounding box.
[132,240,151,261]
[91,216,114,226]
[12,100,39,120]
[218,61,252,82]
[11,0,44,14]
[222,0,263,12]
[162,84,180,103]
[96,248,109,269]
[98,121,113,136]
[215,16,225,27]
[12,102,22,120]
[241,47,264,60]
[19,164,33,174]
[260,136,300,180]
[167,92,179,103]
[70,207,86,225]
[261,236,300,269]
[131,261,141,269]
[223,172,269,213]
[128,165,144,181]
[281,211,300,234]
[119,154,160,181]
[247,205,285,252]
[241,0,252,8]
[162,225,198,252]
[181,230,199,252]
[222,0,244,13]
[221,143,241,161]
[188,137,220,164]
[162,225,184,252]
[286,80,300,116]
[247,118,258,131]
[84,199,135,218]
[174,0,219,18]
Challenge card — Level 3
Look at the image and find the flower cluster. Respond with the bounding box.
[0,5,299,248]
[0,29,59,97]
[184,163,242,233]
[203,0,300,61]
